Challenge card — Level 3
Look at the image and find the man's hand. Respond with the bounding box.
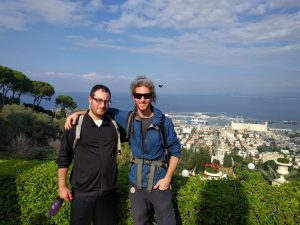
[153,177,171,190]
[58,186,73,202]
[64,113,79,130]
[153,156,179,190]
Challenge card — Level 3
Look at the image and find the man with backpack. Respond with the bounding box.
[65,76,181,225]
[125,76,181,225]
[57,84,123,225]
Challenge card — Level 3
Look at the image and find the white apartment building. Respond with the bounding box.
[231,121,268,132]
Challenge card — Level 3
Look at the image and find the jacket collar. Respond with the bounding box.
[86,110,111,126]
[134,105,163,126]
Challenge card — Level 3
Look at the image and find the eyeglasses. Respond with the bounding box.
[91,96,111,105]
[133,92,152,99]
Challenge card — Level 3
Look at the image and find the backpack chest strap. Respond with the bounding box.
[132,158,167,191]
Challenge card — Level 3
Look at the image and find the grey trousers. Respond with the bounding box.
[129,186,176,225]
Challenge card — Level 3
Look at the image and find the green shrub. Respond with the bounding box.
[277,155,290,164]
[0,160,69,225]
[0,104,63,160]
[0,160,130,225]
[1,160,300,225]
[175,170,300,225]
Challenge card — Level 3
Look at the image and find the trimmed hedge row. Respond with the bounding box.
[174,171,300,225]
[0,160,299,225]
[0,160,69,225]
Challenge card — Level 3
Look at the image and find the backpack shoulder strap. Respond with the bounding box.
[73,114,84,150]
[126,110,135,140]
[107,114,122,155]
[159,114,169,164]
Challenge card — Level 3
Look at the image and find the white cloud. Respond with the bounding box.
[66,28,299,67]
[46,72,74,77]
[42,71,133,83]
[82,72,99,79]
[99,0,300,65]
[81,72,127,81]
[65,35,118,49]
[106,0,235,32]
[0,0,103,30]
[268,0,300,9]
[103,0,300,47]
[2,0,299,70]
[0,1,33,30]
[234,14,300,43]
[249,3,267,15]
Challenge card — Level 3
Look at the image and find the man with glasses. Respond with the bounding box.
[57,84,121,225]
[65,76,181,225]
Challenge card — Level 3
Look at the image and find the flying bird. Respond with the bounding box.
[158,84,164,88]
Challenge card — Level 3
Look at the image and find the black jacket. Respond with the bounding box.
[57,114,118,196]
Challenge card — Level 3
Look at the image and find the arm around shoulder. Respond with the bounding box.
[64,110,87,130]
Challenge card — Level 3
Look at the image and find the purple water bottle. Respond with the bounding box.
[48,196,64,217]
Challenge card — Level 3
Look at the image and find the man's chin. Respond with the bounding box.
[138,107,147,112]
[137,104,148,111]
[95,110,106,117]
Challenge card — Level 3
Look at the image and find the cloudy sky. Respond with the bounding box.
[1,0,300,96]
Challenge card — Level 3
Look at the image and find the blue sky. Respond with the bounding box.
[0,0,300,97]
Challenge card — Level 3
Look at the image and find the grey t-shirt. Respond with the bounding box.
[141,117,152,143]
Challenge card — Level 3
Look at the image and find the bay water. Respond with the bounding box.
[21,92,300,122]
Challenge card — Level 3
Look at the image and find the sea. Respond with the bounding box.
[21,92,300,131]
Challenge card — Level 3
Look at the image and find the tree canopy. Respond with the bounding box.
[31,80,55,109]
[0,65,60,111]
[0,66,14,104]
[55,95,77,117]
[223,152,233,167]
[10,70,32,103]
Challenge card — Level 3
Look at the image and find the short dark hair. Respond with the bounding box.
[90,84,111,98]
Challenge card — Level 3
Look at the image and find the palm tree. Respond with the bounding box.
[258,165,278,184]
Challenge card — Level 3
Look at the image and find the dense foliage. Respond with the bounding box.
[277,155,290,164]
[178,147,211,173]
[1,160,299,225]
[0,104,64,159]
[55,95,77,118]
[223,152,233,167]
[0,65,78,116]
[0,65,54,108]
[257,143,281,153]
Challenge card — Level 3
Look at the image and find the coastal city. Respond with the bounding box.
[167,112,300,175]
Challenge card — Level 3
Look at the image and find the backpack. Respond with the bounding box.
[126,110,169,162]
[126,110,170,191]
[72,114,122,154]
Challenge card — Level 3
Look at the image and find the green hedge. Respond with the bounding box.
[1,160,300,225]
[174,171,300,225]
[0,160,69,225]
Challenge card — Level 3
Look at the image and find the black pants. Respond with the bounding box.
[129,186,176,225]
[70,191,117,225]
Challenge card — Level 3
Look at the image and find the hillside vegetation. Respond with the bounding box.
[0,104,64,160]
